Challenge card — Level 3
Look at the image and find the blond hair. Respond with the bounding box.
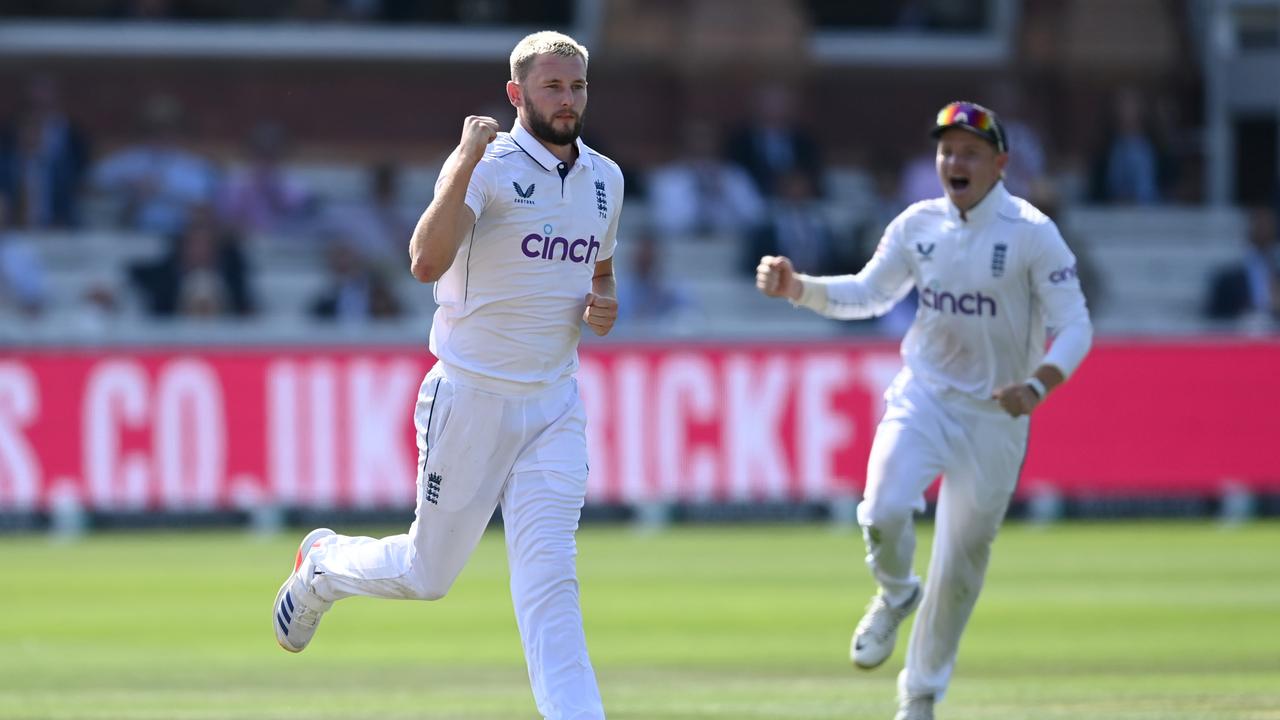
[509,31,589,82]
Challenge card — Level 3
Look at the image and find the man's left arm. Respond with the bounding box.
[584,257,617,336]
[584,169,623,336]
[994,224,1094,417]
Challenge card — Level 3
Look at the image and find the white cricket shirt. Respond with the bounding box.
[429,124,623,386]
[798,182,1092,399]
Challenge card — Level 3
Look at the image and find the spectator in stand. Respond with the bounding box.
[1205,205,1280,324]
[746,168,844,276]
[0,196,48,317]
[128,204,254,318]
[647,120,764,240]
[0,75,90,229]
[986,81,1047,198]
[320,162,415,265]
[92,94,218,236]
[1090,88,1161,205]
[857,158,905,262]
[726,82,824,198]
[898,151,941,208]
[1150,94,1186,201]
[309,234,403,323]
[219,121,314,237]
[861,158,917,337]
[617,224,694,325]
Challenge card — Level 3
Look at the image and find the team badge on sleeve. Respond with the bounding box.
[595,179,608,219]
[425,472,443,505]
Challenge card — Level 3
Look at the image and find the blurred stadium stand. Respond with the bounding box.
[1,0,1277,530]
[1,0,1275,340]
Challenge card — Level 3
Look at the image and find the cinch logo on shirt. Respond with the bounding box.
[521,229,601,264]
[921,286,998,316]
[1049,265,1078,284]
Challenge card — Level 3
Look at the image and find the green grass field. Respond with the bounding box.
[2,522,1278,720]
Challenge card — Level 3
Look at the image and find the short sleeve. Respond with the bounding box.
[597,169,624,262]
[434,152,495,221]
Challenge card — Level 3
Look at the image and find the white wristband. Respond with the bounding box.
[1024,377,1047,399]
[789,275,828,312]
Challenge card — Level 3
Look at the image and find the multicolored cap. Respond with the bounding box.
[930,101,1008,153]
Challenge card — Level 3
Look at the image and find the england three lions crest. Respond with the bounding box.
[594,179,608,219]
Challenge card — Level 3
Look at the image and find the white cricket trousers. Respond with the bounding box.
[307,363,605,720]
[857,370,1029,702]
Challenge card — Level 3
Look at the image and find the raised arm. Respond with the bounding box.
[409,116,499,283]
[756,216,914,319]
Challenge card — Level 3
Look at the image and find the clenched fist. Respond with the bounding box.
[756,255,803,301]
[459,116,500,162]
[992,383,1040,418]
[583,293,618,336]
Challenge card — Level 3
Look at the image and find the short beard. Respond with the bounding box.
[524,100,583,146]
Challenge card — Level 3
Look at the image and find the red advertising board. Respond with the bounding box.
[1,341,1277,511]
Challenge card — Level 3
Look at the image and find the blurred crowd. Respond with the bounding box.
[620,80,1208,331]
[1205,205,1280,326]
[0,78,414,325]
[0,0,575,24]
[2,70,1277,333]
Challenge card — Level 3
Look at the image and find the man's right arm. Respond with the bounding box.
[409,116,499,283]
[756,215,914,319]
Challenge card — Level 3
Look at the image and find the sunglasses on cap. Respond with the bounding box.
[931,101,1007,153]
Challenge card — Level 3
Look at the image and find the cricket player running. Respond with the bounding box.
[272,31,621,720]
[757,101,1092,720]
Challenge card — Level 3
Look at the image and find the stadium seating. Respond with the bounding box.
[1066,206,1246,334]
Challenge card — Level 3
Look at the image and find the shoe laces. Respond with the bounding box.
[856,594,911,643]
[290,579,328,628]
[294,604,324,628]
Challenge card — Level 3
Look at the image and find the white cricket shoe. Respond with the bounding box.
[850,585,921,669]
[273,528,335,653]
[894,694,935,720]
